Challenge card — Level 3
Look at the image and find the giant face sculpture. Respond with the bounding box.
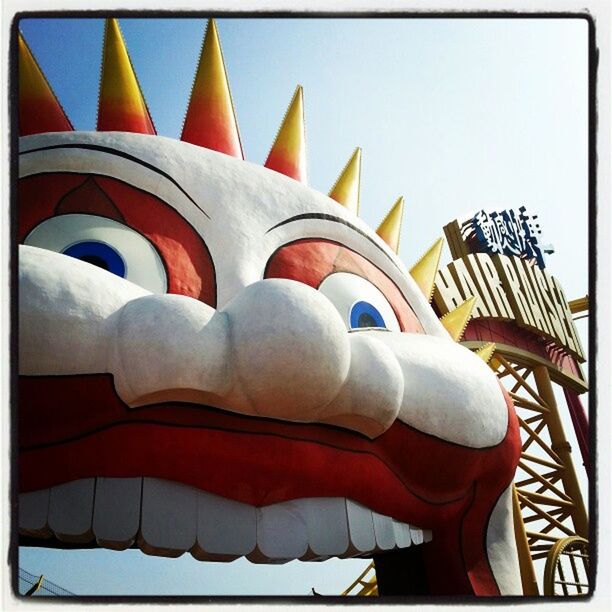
[18,19,522,596]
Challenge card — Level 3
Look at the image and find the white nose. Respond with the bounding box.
[222,279,351,420]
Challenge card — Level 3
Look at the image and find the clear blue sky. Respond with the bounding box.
[17,16,589,596]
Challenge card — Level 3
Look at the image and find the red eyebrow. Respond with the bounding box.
[265,238,424,334]
[55,176,125,222]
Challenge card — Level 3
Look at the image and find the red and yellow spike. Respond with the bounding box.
[264,86,307,183]
[376,196,404,253]
[18,32,73,136]
[181,19,243,158]
[410,237,445,303]
[329,148,362,215]
[97,19,155,134]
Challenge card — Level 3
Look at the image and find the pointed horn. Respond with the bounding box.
[410,237,444,303]
[97,19,155,134]
[439,296,477,342]
[376,196,404,253]
[264,85,306,183]
[181,19,243,158]
[328,147,362,215]
[474,342,496,364]
[18,32,73,136]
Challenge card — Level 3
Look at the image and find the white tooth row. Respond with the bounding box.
[19,478,432,562]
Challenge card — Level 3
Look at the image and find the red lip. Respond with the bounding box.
[19,373,521,595]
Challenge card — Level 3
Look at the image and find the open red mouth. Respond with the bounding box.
[20,373,520,595]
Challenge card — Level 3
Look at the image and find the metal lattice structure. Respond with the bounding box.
[488,353,588,595]
[18,568,74,597]
[342,562,378,596]
[342,347,589,597]
[543,536,589,596]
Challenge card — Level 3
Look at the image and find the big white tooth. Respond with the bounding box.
[423,529,433,542]
[48,478,95,543]
[410,524,424,545]
[19,488,51,538]
[372,511,396,551]
[248,500,308,562]
[345,499,376,555]
[299,497,349,558]
[192,490,256,561]
[139,478,197,557]
[392,519,412,549]
[93,477,142,550]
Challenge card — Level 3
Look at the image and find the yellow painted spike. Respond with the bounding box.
[440,296,477,342]
[474,342,497,364]
[264,85,307,182]
[376,196,404,253]
[97,18,155,133]
[409,237,445,303]
[328,147,362,215]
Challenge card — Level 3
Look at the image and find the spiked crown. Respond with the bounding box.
[18,17,480,342]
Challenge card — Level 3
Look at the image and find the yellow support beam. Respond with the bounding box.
[568,295,588,314]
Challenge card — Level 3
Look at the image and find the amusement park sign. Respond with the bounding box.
[434,252,585,361]
[470,207,546,268]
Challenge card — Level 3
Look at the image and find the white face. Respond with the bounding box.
[18,131,521,595]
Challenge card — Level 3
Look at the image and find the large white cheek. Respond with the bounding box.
[24,213,167,294]
[375,334,509,448]
[318,272,400,332]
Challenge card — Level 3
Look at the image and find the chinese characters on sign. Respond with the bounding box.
[471,207,546,268]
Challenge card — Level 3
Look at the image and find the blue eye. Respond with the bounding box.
[62,241,126,278]
[350,300,386,329]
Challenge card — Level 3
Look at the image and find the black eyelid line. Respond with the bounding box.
[267,213,402,272]
[267,213,401,272]
[20,143,210,220]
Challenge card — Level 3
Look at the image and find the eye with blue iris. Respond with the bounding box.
[24,213,167,294]
[350,300,387,329]
[62,241,126,277]
[318,272,400,332]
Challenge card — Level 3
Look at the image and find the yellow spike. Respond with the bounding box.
[439,297,477,342]
[97,18,155,134]
[409,237,444,303]
[328,147,362,215]
[264,85,306,182]
[474,342,497,364]
[376,196,404,253]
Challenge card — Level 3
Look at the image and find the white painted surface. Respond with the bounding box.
[193,490,256,559]
[318,272,401,331]
[224,279,351,421]
[19,131,447,336]
[20,243,509,445]
[22,484,431,562]
[24,213,167,294]
[299,497,349,557]
[48,479,95,543]
[19,245,148,375]
[112,293,227,405]
[392,519,413,548]
[372,511,396,551]
[376,333,509,447]
[253,501,309,561]
[486,485,522,595]
[139,478,198,557]
[345,499,376,554]
[19,488,50,537]
[92,477,142,550]
[410,524,424,545]
[322,332,404,437]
